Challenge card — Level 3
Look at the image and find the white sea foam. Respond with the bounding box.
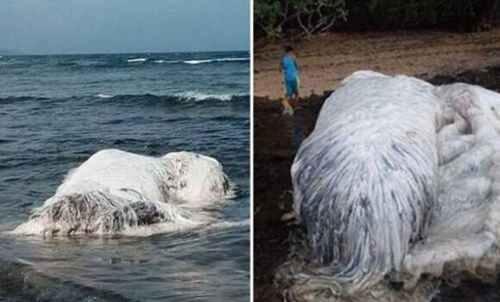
[183,59,212,65]
[96,93,113,99]
[210,219,249,229]
[127,58,147,63]
[215,57,249,62]
[183,57,249,65]
[150,57,249,65]
[122,218,248,237]
[175,91,239,101]
[154,59,182,64]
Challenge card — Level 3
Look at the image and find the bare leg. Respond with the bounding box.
[293,92,300,106]
[282,96,294,116]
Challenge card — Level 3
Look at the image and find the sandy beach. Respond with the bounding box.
[255,29,500,99]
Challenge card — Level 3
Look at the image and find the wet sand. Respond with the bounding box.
[254,66,500,302]
[255,29,500,99]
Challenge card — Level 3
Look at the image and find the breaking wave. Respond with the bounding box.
[127,57,148,63]
[183,57,249,65]
[125,57,249,65]
[0,93,249,104]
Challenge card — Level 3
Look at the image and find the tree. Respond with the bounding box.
[294,0,348,36]
[254,0,286,38]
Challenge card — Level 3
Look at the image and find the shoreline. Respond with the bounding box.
[254,29,500,100]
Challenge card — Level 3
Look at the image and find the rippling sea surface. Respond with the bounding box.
[0,52,249,301]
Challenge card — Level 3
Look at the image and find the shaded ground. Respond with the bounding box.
[254,66,500,302]
[255,29,500,99]
[254,94,325,302]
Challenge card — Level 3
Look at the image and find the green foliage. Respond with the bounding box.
[254,0,348,38]
[254,0,283,38]
[254,0,499,38]
[364,0,478,28]
[292,0,348,36]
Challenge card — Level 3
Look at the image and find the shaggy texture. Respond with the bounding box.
[13,149,233,236]
[280,71,500,301]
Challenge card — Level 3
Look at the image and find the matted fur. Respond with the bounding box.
[13,149,233,236]
[283,71,500,301]
[291,73,441,293]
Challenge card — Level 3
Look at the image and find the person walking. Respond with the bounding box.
[280,45,300,115]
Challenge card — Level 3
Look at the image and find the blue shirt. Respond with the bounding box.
[281,55,299,82]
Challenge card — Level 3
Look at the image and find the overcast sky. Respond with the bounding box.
[0,0,249,54]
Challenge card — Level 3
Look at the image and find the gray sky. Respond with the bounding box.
[0,0,249,54]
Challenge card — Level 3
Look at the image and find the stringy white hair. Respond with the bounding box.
[279,71,500,302]
[13,149,233,237]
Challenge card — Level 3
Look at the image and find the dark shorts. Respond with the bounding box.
[285,78,299,97]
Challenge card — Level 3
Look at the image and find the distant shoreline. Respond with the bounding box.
[2,49,249,57]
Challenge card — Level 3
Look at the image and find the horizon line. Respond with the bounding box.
[3,49,250,56]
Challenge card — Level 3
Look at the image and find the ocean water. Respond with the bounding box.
[0,52,249,301]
